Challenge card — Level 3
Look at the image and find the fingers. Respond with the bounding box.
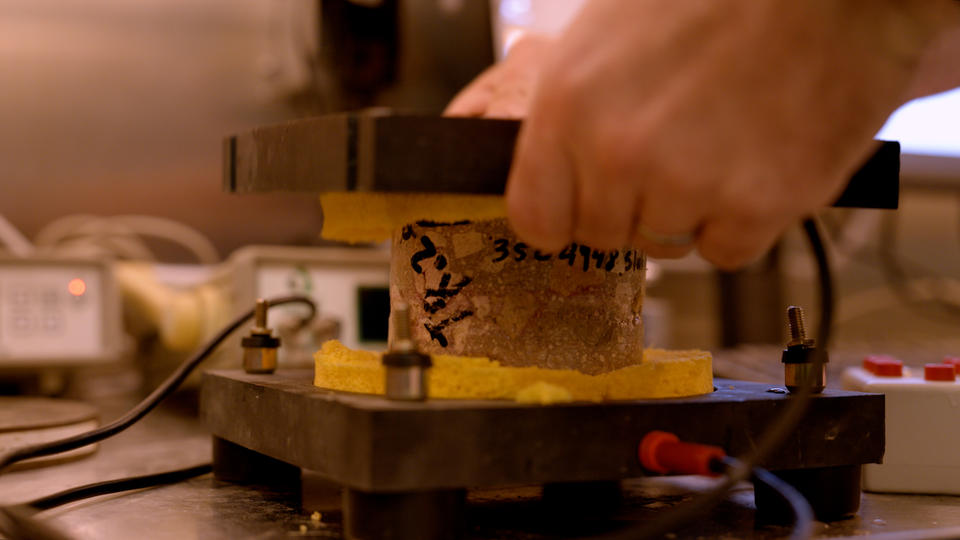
[630,192,703,258]
[485,85,534,119]
[571,173,639,251]
[444,67,498,117]
[509,137,787,265]
[506,120,577,252]
[696,215,789,270]
[445,34,553,119]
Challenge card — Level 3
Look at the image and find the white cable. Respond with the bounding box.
[0,213,34,256]
[34,215,156,261]
[34,214,219,264]
[111,215,220,265]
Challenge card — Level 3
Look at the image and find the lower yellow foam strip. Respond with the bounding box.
[314,340,713,403]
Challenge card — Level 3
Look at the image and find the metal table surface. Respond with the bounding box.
[2,385,960,540]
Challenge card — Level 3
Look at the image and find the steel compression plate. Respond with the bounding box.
[223,111,900,210]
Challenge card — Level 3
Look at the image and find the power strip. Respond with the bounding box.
[842,357,960,495]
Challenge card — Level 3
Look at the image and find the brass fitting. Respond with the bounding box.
[781,306,826,393]
[242,299,281,374]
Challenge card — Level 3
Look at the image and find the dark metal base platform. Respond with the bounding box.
[200,370,884,539]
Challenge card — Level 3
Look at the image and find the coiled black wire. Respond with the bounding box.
[594,217,832,540]
[0,296,316,540]
[0,296,315,473]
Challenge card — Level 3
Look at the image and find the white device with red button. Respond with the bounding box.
[842,356,960,495]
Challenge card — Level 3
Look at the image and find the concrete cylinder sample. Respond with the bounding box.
[389,219,646,375]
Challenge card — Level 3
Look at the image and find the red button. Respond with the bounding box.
[863,355,903,377]
[943,357,960,375]
[924,364,956,382]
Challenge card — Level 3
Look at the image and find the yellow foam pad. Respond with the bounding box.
[319,193,506,243]
[314,340,713,402]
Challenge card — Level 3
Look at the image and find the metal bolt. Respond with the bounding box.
[782,305,825,394]
[392,303,414,353]
[393,303,410,336]
[242,298,281,374]
[786,305,812,347]
[383,303,431,400]
[254,298,269,331]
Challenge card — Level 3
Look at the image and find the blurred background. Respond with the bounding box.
[1,0,960,392]
[0,0,496,257]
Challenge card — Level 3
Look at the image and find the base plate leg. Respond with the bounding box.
[542,480,623,518]
[344,488,466,540]
[754,465,861,524]
[211,436,301,491]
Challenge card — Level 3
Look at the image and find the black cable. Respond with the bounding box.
[713,456,814,540]
[0,295,315,473]
[805,217,834,356]
[594,217,832,540]
[24,463,213,511]
[0,296,315,540]
[0,463,214,540]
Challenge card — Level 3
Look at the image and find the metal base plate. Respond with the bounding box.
[200,370,883,492]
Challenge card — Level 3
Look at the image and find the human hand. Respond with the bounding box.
[503,0,960,268]
[445,34,553,119]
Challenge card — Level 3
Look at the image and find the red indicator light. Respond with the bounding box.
[68,278,86,297]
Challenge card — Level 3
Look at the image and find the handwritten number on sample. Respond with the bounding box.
[605,250,619,271]
[592,250,605,269]
[411,236,437,274]
[578,245,591,272]
[407,229,476,344]
[513,242,527,262]
[558,244,577,266]
[488,239,639,274]
[492,239,510,263]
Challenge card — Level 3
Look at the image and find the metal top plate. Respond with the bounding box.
[223,111,900,209]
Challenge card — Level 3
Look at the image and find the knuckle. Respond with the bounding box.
[641,244,693,260]
[591,128,650,181]
[701,244,751,270]
[574,209,631,251]
[537,66,583,112]
[721,193,781,226]
[697,233,755,271]
[657,173,708,202]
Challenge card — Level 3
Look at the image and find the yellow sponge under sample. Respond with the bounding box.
[314,340,713,402]
[319,192,506,243]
